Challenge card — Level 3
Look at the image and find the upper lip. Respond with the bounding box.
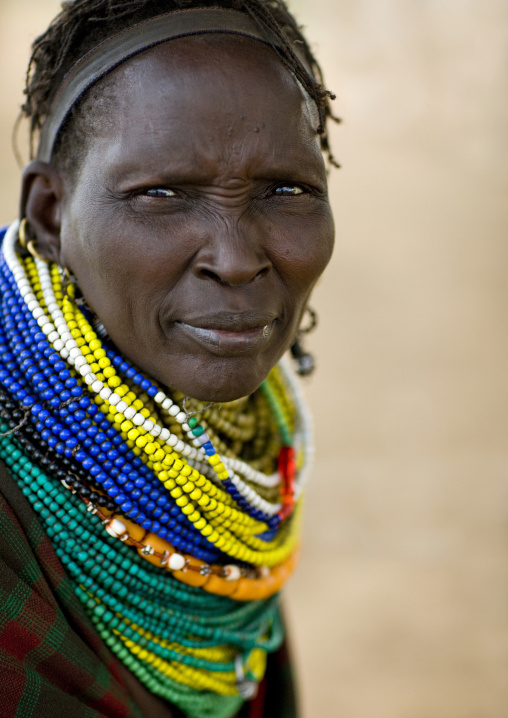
[175,311,278,332]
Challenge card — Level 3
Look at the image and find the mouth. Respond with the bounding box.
[174,312,277,356]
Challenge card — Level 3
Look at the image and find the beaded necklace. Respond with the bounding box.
[0,220,313,717]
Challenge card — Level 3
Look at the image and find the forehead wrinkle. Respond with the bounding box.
[101,124,325,188]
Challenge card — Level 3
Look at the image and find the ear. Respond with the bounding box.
[20,160,65,265]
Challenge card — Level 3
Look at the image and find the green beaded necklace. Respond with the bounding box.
[0,420,284,718]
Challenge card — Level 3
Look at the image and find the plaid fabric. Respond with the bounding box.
[0,459,143,718]
[0,460,298,717]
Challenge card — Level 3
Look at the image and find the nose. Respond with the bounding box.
[192,220,272,287]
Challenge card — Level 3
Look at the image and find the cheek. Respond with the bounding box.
[268,208,335,294]
[62,210,177,307]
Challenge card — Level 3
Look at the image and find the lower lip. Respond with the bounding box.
[175,322,274,355]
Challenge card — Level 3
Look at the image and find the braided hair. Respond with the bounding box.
[21,0,339,173]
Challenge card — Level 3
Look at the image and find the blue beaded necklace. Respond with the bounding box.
[0,220,313,717]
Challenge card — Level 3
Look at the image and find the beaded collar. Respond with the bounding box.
[0,220,313,717]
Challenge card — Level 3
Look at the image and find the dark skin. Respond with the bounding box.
[22,36,333,718]
[22,35,334,405]
[19,35,334,716]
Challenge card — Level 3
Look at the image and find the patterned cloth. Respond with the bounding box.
[0,460,298,717]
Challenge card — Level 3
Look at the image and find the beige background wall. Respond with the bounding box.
[1,1,507,716]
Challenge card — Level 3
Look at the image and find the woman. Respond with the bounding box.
[0,1,336,716]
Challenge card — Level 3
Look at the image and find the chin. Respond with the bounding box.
[188,383,259,403]
[162,355,277,403]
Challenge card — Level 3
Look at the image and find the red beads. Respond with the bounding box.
[277,446,296,521]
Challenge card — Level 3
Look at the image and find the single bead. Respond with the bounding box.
[104,518,127,539]
[224,565,242,582]
[168,553,186,571]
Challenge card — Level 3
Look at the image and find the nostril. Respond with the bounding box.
[199,268,222,282]
[197,264,270,287]
[198,267,242,287]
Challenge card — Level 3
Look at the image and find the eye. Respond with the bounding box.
[272,184,306,197]
[143,187,177,198]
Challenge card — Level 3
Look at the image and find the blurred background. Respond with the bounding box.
[0,0,507,716]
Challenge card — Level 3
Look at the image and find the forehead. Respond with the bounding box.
[108,33,314,112]
[79,34,323,179]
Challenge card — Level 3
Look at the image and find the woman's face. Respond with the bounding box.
[55,35,334,401]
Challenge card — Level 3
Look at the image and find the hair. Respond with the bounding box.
[21,0,340,175]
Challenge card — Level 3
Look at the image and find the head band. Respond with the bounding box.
[37,8,288,162]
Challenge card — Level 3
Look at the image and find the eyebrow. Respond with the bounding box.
[107,149,326,188]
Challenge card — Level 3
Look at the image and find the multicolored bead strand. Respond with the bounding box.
[0,220,314,717]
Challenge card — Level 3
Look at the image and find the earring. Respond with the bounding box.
[17,218,48,263]
[17,218,28,249]
[290,306,318,376]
